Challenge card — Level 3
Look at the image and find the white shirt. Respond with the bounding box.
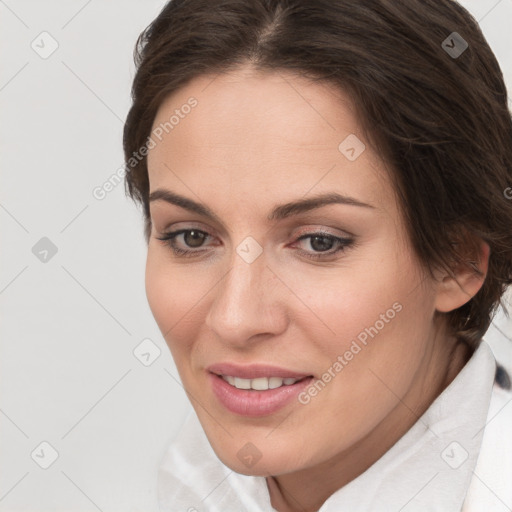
[158,340,512,511]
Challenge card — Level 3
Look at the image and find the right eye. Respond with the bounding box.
[156,229,214,257]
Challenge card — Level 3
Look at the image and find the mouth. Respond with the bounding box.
[216,374,311,390]
[207,364,314,417]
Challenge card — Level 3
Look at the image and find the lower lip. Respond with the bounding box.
[209,373,314,417]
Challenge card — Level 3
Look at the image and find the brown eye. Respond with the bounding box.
[156,228,214,257]
[183,230,208,248]
[308,235,336,252]
[293,232,354,260]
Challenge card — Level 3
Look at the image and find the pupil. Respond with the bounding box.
[185,230,206,248]
[311,235,333,252]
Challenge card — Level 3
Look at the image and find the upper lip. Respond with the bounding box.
[207,363,312,380]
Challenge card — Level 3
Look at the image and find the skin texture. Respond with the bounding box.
[145,64,489,512]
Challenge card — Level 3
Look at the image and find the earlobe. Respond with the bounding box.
[434,240,490,313]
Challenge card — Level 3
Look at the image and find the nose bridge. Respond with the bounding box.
[205,247,283,342]
[213,251,265,322]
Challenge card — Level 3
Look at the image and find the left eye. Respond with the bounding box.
[292,233,354,259]
[156,229,354,260]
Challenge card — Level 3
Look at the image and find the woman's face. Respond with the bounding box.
[145,65,442,476]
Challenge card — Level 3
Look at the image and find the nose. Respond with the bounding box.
[204,247,288,347]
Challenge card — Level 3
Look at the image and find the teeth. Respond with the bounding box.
[234,377,251,389]
[221,375,303,390]
[269,377,285,389]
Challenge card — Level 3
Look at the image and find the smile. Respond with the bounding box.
[209,372,314,417]
[220,375,307,390]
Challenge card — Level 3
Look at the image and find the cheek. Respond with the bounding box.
[145,249,174,333]
[279,250,434,412]
[144,248,205,358]
[274,247,413,353]
[279,294,434,466]
[317,274,434,412]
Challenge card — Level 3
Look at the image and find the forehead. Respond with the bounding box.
[147,65,393,214]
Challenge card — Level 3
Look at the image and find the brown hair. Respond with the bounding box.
[123,0,512,348]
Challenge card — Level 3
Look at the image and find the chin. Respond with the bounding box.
[206,433,306,477]
[219,452,293,477]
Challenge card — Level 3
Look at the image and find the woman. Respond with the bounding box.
[123,0,512,510]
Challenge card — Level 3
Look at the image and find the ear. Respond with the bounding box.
[434,239,490,313]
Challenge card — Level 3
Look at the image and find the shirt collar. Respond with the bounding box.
[158,341,497,512]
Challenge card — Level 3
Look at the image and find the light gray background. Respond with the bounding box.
[1,1,511,510]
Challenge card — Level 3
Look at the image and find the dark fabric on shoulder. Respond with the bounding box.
[495,364,511,390]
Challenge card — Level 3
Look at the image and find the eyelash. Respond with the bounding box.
[155,229,354,260]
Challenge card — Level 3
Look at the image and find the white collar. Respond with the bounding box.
[158,341,497,511]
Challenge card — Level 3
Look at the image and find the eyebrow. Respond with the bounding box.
[148,189,375,223]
